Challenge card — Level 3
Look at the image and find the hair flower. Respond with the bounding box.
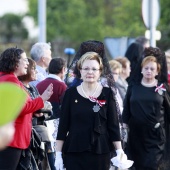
[155,84,166,95]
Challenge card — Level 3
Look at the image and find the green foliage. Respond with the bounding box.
[108,0,145,37]
[28,0,146,44]
[27,0,170,50]
[0,13,28,43]
[157,0,170,50]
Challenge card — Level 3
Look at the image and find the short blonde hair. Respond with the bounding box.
[109,60,122,73]
[115,57,130,69]
[141,56,161,73]
[77,52,103,71]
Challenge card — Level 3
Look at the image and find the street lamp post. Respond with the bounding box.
[149,0,155,47]
[142,0,160,47]
[64,48,75,68]
[38,0,46,42]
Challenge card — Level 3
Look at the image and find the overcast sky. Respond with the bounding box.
[0,0,39,38]
[0,0,28,16]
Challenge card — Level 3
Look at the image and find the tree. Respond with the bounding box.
[0,13,28,43]
[28,0,145,45]
[157,0,170,50]
[27,0,170,51]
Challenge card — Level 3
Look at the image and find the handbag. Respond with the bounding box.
[44,119,59,152]
[33,125,51,142]
[44,118,59,142]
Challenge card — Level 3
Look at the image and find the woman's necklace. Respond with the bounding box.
[81,83,99,98]
[81,83,100,112]
[141,79,157,87]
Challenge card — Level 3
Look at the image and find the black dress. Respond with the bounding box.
[57,87,121,170]
[122,83,170,170]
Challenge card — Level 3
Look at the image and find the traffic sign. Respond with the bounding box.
[142,0,160,29]
[145,30,161,40]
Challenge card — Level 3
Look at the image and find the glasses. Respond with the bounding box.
[81,68,100,72]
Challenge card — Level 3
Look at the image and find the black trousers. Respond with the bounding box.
[0,147,22,170]
[64,151,110,170]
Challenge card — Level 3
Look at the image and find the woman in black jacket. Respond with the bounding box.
[55,40,133,170]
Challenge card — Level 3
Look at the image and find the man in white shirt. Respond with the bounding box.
[30,42,52,86]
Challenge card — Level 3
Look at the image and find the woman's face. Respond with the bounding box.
[14,52,29,76]
[80,59,101,83]
[30,65,37,81]
[123,62,131,79]
[112,68,120,82]
[141,61,158,80]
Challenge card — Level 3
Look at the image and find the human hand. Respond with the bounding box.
[55,151,64,170]
[41,84,53,102]
[33,112,43,117]
[111,149,134,169]
[0,122,15,150]
[116,149,125,160]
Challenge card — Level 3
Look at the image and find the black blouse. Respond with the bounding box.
[57,86,121,154]
[122,83,170,168]
[122,83,170,127]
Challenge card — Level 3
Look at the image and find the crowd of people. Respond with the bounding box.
[0,36,170,170]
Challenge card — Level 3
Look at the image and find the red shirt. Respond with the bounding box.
[0,72,44,149]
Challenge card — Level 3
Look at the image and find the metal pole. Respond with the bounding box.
[38,0,46,42]
[149,0,156,47]
[67,54,71,68]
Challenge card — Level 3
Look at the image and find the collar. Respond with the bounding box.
[47,74,63,82]
[36,65,47,75]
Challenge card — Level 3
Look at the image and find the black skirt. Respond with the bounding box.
[63,151,110,170]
